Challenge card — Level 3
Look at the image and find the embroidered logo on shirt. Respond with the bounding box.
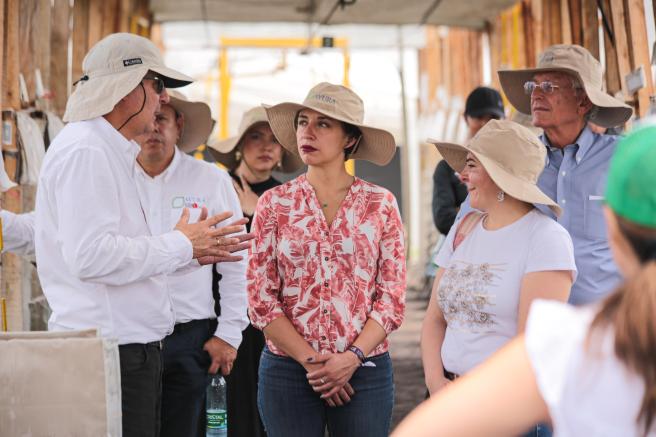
[171,196,206,209]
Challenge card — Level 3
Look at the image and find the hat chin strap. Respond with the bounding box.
[118,82,148,132]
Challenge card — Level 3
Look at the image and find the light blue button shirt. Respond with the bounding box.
[455,126,621,305]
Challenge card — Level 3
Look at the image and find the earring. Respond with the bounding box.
[276,161,283,169]
[235,150,242,161]
[497,191,505,202]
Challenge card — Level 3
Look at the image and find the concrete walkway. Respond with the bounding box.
[389,287,428,430]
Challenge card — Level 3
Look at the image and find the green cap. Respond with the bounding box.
[606,124,656,227]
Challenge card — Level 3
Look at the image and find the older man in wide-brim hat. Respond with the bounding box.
[496,44,633,309]
[35,33,250,437]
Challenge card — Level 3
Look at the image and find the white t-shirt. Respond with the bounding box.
[526,300,654,436]
[434,208,576,375]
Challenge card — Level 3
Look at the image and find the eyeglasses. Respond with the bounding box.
[523,80,563,95]
[142,75,165,94]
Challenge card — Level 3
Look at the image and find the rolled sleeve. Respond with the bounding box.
[369,195,406,334]
[247,191,285,330]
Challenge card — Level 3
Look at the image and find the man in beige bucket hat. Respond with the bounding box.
[472,44,632,307]
[35,33,251,437]
[134,90,250,437]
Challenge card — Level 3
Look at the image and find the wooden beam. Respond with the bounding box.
[72,0,89,84]
[2,0,24,331]
[87,0,103,49]
[560,0,572,44]
[624,0,654,117]
[522,0,536,67]
[549,0,563,45]
[568,0,582,45]
[600,0,622,96]
[581,0,599,59]
[19,0,51,108]
[50,0,70,117]
[608,0,633,100]
[101,0,118,37]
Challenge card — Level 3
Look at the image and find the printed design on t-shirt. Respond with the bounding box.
[438,261,501,330]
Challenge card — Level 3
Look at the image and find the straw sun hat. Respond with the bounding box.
[208,107,304,173]
[166,90,213,153]
[498,44,632,128]
[264,82,397,166]
[429,119,561,216]
[64,33,193,123]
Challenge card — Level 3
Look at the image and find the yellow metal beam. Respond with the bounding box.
[220,37,349,49]
[219,47,231,140]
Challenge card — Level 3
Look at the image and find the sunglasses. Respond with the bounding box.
[523,80,564,95]
[142,75,165,94]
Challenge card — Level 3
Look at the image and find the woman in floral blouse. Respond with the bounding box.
[247,82,406,437]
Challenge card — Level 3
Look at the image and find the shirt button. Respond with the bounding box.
[321,335,327,340]
[561,171,566,176]
[323,309,328,314]
[561,199,566,204]
[324,256,329,261]
[324,281,329,287]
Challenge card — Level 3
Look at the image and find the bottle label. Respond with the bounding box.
[207,409,227,429]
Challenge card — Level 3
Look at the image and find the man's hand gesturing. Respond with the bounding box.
[175,207,254,264]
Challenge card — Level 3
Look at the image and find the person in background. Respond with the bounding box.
[432,86,504,236]
[393,124,656,437]
[423,120,576,437]
[208,106,304,437]
[34,33,250,437]
[248,82,406,437]
[497,44,633,306]
[134,90,250,437]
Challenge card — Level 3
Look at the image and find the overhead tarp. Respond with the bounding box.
[150,0,520,29]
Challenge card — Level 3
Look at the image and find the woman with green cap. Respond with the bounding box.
[393,124,656,437]
[208,106,303,437]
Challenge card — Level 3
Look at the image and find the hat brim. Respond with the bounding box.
[264,102,397,166]
[168,96,212,152]
[431,140,562,216]
[207,126,305,174]
[498,68,633,128]
[64,65,193,123]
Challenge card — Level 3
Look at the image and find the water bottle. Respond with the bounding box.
[206,374,227,436]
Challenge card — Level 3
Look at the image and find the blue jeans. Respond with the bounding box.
[257,348,394,437]
[522,423,553,437]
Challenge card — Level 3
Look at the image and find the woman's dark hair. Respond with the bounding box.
[588,214,656,436]
[294,110,362,161]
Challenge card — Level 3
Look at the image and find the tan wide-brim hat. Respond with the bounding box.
[64,33,193,123]
[498,44,633,128]
[207,106,304,173]
[264,82,397,166]
[166,90,212,153]
[429,119,562,216]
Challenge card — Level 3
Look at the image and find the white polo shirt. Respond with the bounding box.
[134,147,248,349]
[35,117,192,345]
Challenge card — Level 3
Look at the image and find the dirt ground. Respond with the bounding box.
[389,287,429,431]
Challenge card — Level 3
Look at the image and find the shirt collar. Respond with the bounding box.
[134,145,181,182]
[541,125,596,165]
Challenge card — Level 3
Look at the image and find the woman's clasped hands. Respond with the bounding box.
[305,351,361,407]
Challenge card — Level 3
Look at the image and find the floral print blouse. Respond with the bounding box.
[247,174,406,357]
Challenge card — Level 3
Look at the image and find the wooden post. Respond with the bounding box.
[50,0,71,117]
[568,0,582,46]
[87,0,103,49]
[19,0,51,108]
[624,0,654,117]
[530,0,544,59]
[599,0,621,96]
[522,0,537,67]
[608,0,633,100]
[581,0,599,60]
[72,0,90,85]
[2,0,24,331]
[101,0,118,38]
[560,0,572,44]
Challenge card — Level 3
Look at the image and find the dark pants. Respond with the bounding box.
[226,324,267,437]
[160,318,217,437]
[258,348,394,437]
[119,342,164,437]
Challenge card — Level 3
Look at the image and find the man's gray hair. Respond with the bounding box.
[567,73,597,122]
